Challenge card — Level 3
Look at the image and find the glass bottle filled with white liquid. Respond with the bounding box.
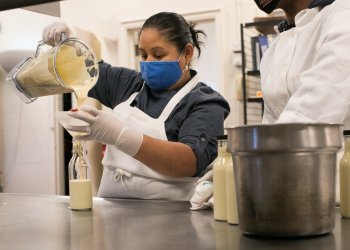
[340,130,350,218]
[213,135,228,221]
[225,143,238,225]
[69,139,93,211]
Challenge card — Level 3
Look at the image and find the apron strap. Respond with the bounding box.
[122,76,198,121]
[158,75,199,121]
[124,86,143,106]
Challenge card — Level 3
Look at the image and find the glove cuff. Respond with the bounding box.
[115,126,143,156]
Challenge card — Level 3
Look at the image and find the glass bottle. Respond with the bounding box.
[213,135,228,221]
[225,142,238,225]
[68,139,92,211]
[340,130,350,218]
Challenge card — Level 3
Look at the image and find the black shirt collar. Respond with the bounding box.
[309,0,335,8]
[277,0,336,33]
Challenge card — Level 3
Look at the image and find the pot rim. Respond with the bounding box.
[226,123,342,153]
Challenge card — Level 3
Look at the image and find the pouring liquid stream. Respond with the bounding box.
[7,38,97,210]
[60,46,94,210]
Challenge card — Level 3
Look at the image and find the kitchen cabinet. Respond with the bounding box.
[0,193,348,250]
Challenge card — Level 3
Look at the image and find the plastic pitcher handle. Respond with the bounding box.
[34,41,48,58]
[35,32,69,58]
[60,32,69,41]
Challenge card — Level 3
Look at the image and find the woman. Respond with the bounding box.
[43,12,230,201]
[254,0,350,128]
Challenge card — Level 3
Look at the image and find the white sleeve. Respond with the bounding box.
[277,3,350,125]
[262,103,278,124]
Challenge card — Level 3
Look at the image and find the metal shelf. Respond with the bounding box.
[240,19,283,124]
[247,96,264,103]
[247,70,261,76]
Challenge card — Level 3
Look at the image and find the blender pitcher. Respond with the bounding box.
[6,35,99,104]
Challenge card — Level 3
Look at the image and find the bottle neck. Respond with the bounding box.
[69,139,90,180]
[218,140,228,154]
[344,136,350,151]
[72,139,86,155]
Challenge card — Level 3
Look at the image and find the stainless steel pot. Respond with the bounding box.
[227,123,342,237]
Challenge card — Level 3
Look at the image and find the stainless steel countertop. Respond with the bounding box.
[0,193,349,250]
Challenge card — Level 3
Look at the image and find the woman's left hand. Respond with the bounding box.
[67,105,143,156]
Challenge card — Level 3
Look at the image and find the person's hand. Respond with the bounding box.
[197,169,213,183]
[42,22,73,46]
[190,167,214,210]
[190,181,213,210]
[67,105,143,156]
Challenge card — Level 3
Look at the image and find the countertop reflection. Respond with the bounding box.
[0,193,349,250]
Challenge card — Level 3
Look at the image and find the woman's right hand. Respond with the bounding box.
[42,22,72,46]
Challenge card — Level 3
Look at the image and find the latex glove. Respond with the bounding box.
[67,105,143,156]
[190,168,214,210]
[42,22,73,46]
[197,168,213,183]
[190,181,213,211]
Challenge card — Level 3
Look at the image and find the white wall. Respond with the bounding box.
[0,10,60,53]
[194,20,220,91]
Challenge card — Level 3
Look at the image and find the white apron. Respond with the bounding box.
[98,75,199,201]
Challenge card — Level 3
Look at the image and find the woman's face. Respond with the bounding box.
[138,28,188,69]
[138,28,194,90]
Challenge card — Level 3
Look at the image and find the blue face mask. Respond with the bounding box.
[140,53,184,91]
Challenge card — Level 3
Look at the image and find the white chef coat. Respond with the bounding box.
[260,0,350,203]
[97,76,199,201]
[261,0,350,129]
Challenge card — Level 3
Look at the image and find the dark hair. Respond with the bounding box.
[140,12,206,57]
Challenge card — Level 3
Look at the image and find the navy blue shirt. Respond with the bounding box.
[309,0,335,8]
[88,62,230,176]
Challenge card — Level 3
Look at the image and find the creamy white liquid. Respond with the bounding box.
[17,44,95,98]
[213,151,227,221]
[340,154,350,218]
[226,159,238,225]
[69,179,92,210]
